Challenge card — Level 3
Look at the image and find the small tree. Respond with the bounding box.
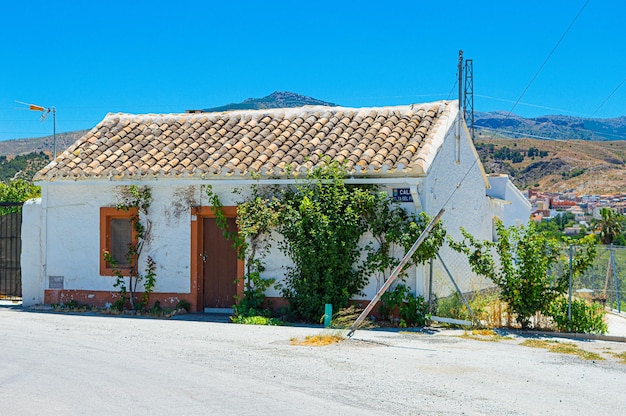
[277,162,371,321]
[234,187,280,317]
[450,220,596,329]
[276,161,445,322]
[0,179,40,214]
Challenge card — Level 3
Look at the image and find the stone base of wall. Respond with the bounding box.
[44,290,194,311]
[41,292,382,318]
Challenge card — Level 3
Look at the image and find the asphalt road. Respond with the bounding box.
[1,306,625,416]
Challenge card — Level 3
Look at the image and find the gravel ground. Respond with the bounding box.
[1,305,625,416]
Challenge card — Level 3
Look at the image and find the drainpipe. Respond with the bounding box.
[410,183,424,296]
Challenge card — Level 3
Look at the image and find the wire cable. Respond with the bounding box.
[499,0,591,126]
[590,77,626,118]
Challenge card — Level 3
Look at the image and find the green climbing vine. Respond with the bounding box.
[205,185,278,318]
[103,185,156,311]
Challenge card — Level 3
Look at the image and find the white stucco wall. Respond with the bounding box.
[23,182,224,306]
[416,117,496,299]
[419,119,492,242]
[21,198,44,306]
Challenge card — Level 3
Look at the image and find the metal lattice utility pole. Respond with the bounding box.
[464,59,474,140]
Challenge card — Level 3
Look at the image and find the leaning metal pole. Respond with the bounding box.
[347,208,445,338]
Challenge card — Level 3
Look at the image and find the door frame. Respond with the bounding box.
[190,206,244,313]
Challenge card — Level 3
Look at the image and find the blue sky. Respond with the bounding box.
[0,0,624,141]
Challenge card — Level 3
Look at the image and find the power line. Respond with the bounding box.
[476,127,568,141]
[476,126,626,142]
[475,94,595,117]
[500,0,591,125]
[591,77,626,118]
[446,80,458,100]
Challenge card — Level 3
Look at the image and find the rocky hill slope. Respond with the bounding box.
[475,137,626,194]
[475,112,626,141]
[196,91,337,112]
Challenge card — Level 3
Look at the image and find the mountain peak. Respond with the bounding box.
[197,91,337,113]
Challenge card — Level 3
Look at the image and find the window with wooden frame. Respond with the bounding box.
[100,207,138,276]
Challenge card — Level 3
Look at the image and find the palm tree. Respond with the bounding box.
[594,207,623,245]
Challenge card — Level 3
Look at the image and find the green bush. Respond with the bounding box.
[234,270,275,318]
[435,293,472,322]
[379,284,408,321]
[546,297,607,334]
[230,315,283,326]
[379,284,428,327]
[400,294,428,327]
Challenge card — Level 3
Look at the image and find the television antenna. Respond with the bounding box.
[15,100,57,159]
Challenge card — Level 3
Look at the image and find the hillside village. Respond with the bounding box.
[528,188,626,236]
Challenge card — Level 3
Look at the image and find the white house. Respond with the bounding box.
[21,100,530,312]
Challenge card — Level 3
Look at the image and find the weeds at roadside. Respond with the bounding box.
[290,331,345,346]
[520,339,604,361]
[329,305,377,330]
[52,300,93,313]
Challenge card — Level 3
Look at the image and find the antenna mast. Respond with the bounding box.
[464,59,474,140]
[456,51,463,163]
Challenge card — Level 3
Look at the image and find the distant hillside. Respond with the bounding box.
[0,130,89,157]
[476,137,626,194]
[195,91,337,112]
[475,112,626,141]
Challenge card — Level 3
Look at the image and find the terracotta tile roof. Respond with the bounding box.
[34,101,454,181]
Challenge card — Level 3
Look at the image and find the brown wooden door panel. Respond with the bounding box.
[202,217,238,309]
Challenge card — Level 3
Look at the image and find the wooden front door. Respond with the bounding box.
[202,217,238,309]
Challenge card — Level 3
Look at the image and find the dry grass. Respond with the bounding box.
[611,351,626,364]
[290,332,345,347]
[460,329,512,342]
[520,339,604,361]
[473,329,498,336]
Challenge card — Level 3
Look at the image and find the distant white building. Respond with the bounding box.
[486,174,531,228]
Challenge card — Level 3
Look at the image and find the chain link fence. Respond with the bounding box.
[571,245,626,336]
[426,242,626,336]
[427,242,504,327]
